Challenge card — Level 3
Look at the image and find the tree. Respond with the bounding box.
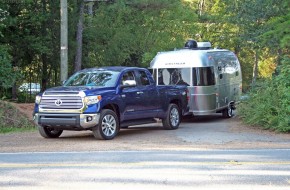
[223,0,288,86]
[82,0,198,68]
[0,0,287,101]
[74,0,84,73]
[0,45,20,97]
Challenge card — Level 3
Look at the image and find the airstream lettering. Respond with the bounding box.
[150,40,242,118]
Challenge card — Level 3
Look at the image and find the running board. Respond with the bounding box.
[120,118,157,127]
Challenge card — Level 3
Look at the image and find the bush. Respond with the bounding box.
[0,101,35,133]
[238,62,290,132]
[17,92,37,103]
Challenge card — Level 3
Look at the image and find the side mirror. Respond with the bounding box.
[120,80,136,89]
[62,80,67,85]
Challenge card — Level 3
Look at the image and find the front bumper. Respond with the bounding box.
[33,113,100,130]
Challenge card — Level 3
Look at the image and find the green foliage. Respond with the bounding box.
[258,2,290,49]
[0,45,21,98]
[0,45,14,89]
[0,101,35,133]
[17,92,37,103]
[238,60,290,132]
[0,0,289,133]
[83,0,198,68]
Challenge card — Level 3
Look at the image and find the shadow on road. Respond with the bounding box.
[51,115,230,140]
[181,114,227,123]
[49,125,166,141]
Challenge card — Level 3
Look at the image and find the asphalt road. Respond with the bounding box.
[1,114,290,152]
[0,149,290,190]
[1,113,290,189]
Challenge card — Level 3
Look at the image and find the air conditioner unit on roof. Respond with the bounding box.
[197,42,211,48]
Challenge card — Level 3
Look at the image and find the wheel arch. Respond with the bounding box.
[102,103,120,120]
[169,99,181,111]
[228,101,236,110]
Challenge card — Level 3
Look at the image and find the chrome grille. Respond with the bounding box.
[40,96,83,110]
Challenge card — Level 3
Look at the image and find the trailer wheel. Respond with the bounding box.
[38,126,63,138]
[92,109,119,140]
[162,104,180,130]
[222,106,234,118]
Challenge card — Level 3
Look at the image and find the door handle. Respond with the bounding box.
[137,91,143,95]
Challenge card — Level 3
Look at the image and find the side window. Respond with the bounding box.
[139,71,150,86]
[192,67,215,86]
[157,68,190,86]
[121,71,136,85]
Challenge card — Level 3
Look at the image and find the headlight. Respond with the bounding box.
[35,95,42,104]
[84,95,102,105]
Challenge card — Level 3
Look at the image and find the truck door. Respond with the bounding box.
[135,70,161,118]
[120,71,142,121]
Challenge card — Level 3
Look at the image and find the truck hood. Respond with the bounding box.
[44,86,116,96]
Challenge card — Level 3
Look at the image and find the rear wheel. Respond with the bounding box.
[222,106,234,118]
[38,126,63,138]
[162,104,180,130]
[92,109,119,140]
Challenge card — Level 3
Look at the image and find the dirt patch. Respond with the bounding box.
[0,103,289,152]
[10,103,34,120]
[229,116,290,139]
[0,101,34,127]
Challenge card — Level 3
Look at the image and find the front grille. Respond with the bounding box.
[44,91,80,95]
[40,96,83,110]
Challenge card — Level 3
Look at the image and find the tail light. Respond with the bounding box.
[186,89,190,101]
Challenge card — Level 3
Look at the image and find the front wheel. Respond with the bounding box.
[222,106,234,118]
[92,109,119,140]
[162,104,180,130]
[38,126,63,138]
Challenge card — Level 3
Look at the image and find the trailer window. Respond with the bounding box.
[157,68,190,86]
[192,67,215,86]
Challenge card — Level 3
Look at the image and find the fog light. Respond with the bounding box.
[87,116,93,122]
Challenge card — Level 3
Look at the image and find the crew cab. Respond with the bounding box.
[33,67,188,140]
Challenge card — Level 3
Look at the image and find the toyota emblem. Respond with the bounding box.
[55,99,62,106]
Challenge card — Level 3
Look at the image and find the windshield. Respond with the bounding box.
[64,70,120,87]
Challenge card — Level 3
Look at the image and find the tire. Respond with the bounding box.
[92,109,119,140]
[38,126,63,138]
[162,104,180,130]
[222,106,234,118]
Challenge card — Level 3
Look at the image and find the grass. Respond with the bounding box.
[0,100,36,134]
[0,126,36,133]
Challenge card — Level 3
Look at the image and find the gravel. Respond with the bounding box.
[0,103,289,153]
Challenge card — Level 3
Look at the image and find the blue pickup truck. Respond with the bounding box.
[33,67,188,140]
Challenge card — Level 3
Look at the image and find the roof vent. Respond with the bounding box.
[197,42,211,49]
[184,40,197,49]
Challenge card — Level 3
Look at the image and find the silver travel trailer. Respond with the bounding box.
[149,40,242,118]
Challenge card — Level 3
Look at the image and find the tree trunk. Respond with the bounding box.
[12,83,17,101]
[74,1,84,72]
[198,0,205,16]
[252,50,259,87]
[11,57,19,100]
[41,54,48,92]
[41,0,48,92]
